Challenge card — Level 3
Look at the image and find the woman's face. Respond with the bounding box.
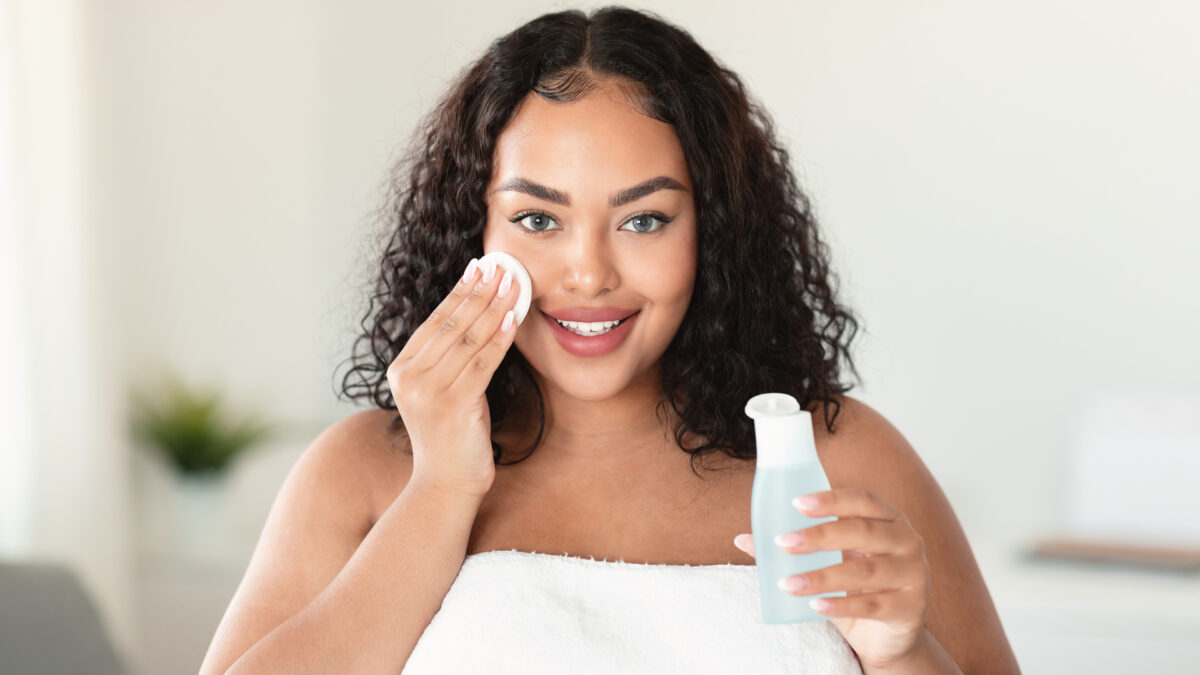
[483,81,697,402]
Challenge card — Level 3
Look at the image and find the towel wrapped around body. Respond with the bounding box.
[402,549,863,674]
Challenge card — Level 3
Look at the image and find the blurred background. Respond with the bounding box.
[2,0,1198,673]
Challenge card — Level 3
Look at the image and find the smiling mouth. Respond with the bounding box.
[545,310,640,335]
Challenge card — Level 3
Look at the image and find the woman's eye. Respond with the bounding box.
[513,212,560,233]
[619,213,669,234]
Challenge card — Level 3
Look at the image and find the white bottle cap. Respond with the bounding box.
[477,251,532,326]
[744,393,817,466]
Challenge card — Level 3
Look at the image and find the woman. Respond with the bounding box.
[202,7,1019,674]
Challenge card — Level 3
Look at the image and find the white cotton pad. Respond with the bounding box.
[477,251,532,326]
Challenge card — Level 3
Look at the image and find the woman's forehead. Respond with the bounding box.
[490,89,690,195]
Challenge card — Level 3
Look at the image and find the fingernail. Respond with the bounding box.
[778,575,808,592]
[498,272,512,298]
[733,534,749,551]
[810,598,831,612]
[774,532,804,548]
[501,310,514,332]
[794,495,819,511]
[461,258,478,283]
[481,260,496,283]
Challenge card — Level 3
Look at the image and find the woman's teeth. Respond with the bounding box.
[555,317,625,336]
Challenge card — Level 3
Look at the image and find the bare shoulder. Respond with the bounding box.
[274,407,414,531]
[811,394,1020,673]
[330,408,415,524]
[809,394,917,481]
[810,392,952,549]
[197,408,413,673]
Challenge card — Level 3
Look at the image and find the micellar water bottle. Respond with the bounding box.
[745,392,846,624]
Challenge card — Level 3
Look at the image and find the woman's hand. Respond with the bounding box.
[732,487,931,671]
[386,257,521,499]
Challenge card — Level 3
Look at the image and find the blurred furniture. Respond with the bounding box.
[973,531,1200,673]
[0,558,128,674]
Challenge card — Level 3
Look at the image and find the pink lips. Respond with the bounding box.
[542,310,639,358]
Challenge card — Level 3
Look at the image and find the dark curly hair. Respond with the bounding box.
[334,6,863,477]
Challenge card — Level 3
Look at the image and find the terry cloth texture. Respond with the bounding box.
[402,549,863,674]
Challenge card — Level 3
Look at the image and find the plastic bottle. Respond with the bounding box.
[745,392,845,624]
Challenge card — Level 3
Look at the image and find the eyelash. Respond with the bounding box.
[508,209,675,235]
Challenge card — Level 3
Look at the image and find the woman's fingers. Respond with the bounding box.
[775,515,920,557]
[807,588,925,626]
[734,526,902,557]
[779,552,927,597]
[795,487,903,522]
[411,258,507,385]
[733,531,924,623]
[448,276,521,395]
[396,258,484,364]
[736,488,920,557]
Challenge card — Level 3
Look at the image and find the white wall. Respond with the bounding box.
[93,0,1199,538]
[3,0,138,665]
[0,0,34,557]
[8,0,1198,671]
[774,0,1200,538]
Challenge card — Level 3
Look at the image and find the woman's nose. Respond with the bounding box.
[561,232,619,295]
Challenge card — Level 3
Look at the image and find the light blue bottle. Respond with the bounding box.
[745,393,846,624]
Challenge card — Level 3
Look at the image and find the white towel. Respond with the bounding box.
[402,549,863,674]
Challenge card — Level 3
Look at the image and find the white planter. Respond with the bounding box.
[167,472,230,563]
[136,450,240,566]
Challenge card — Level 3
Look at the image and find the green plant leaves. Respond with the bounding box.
[128,370,276,476]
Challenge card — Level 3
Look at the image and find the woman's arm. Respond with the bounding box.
[822,396,1021,674]
[199,411,483,673]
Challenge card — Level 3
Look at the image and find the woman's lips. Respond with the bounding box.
[542,310,639,358]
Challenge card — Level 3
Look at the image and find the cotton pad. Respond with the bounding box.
[477,251,532,326]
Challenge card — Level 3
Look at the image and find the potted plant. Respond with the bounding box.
[129,370,277,561]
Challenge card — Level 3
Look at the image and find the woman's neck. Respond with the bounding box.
[494,368,682,469]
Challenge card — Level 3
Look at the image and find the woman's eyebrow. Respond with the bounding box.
[491,175,688,207]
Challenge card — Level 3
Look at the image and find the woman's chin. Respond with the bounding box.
[529,362,636,401]
[547,376,626,401]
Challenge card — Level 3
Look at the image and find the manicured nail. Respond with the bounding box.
[461,258,478,283]
[501,310,514,332]
[778,575,808,592]
[481,259,496,283]
[793,495,819,511]
[810,598,832,612]
[774,532,804,548]
[733,534,750,552]
[498,272,512,298]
